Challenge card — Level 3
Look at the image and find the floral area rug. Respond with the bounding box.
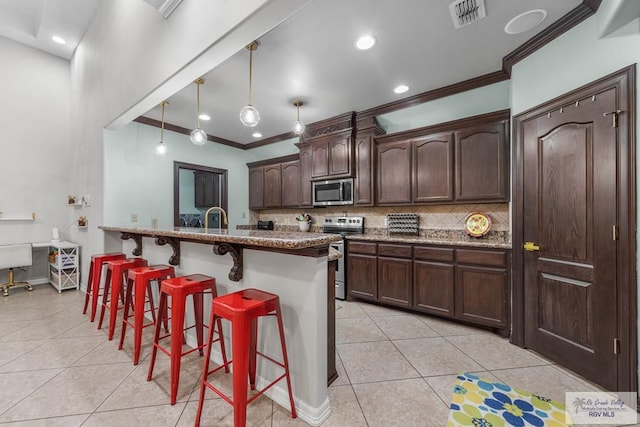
[447,373,573,427]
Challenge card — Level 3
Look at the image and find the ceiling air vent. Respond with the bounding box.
[449,0,486,29]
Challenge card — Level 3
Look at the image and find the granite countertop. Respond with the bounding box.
[328,247,342,262]
[100,225,341,250]
[345,233,512,249]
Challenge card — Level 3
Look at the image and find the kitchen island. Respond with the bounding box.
[100,225,341,426]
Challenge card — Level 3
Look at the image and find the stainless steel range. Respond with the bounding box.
[323,216,364,300]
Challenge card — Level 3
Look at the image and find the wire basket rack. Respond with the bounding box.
[387,213,419,235]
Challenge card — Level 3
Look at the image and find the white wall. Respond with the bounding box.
[69,0,312,282]
[0,37,72,282]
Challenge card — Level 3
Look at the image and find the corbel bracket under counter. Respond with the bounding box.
[212,243,243,281]
[117,231,240,280]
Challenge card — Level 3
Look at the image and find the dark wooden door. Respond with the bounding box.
[413,246,455,317]
[248,167,264,209]
[377,140,411,204]
[281,160,300,207]
[413,133,454,203]
[523,87,618,390]
[455,122,507,202]
[263,164,282,208]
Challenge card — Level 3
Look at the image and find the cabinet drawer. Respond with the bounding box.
[348,241,377,255]
[414,246,454,262]
[456,249,507,268]
[378,244,412,258]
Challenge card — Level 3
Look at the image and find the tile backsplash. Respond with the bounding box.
[250,203,509,235]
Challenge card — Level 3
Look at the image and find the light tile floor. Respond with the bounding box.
[0,285,635,426]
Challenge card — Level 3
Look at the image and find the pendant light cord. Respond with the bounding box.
[160,101,167,142]
[248,47,253,105]
[196,81,201,128]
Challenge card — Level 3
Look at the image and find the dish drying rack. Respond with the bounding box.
[387,213,419,235]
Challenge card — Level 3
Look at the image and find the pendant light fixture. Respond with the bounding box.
[239,41,260,127]
[155,100,169,156]
[190,78,207,145]
[292,101,305,135]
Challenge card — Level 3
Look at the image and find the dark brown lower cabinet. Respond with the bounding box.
[377,243,412,307]
[413,260,455,317]
[378,257,412,307]
[455,265,507,328]
[347,241,377,301]
[348,240,510,335]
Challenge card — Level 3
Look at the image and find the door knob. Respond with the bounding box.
[523,241,540,251]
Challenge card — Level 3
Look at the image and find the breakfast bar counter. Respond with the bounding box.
[100,225,338,426]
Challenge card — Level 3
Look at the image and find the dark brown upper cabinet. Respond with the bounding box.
[309,129,353,180]
[247,153,300,210]
[194,170,220,208]
[281,160,301,208]
[455,121,508,202]
[354,135,374,205]
[354,116,385,206]
[412,133,454,203]
[376,140,412,204]
[263,164,282,208]
[375,110,510,206]
[248,166,264,209]
[299,143,312,206]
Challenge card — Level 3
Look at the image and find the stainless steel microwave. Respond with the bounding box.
[312,178,354,206]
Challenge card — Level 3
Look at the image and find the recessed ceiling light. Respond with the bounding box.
[198,113,211,121]
[355,35,376,50]
[252,132,262,138]
[51,36,66,45]
[394,85,409,94]
[504,9,547,35]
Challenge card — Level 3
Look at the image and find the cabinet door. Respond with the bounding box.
[299,144,312,206]
[248,167,264,209]
[376,140,411,204]
[347,254,377,301]
[455,264,508,328]
[311,139,329,178]
[413,260,455,317]
[455,122,507,201]
[354,135,373,205]
[281,160,300,207]
[328,135,351,176]
[378,257,412,307]
[263,164,282,208]
[413,133,453,203]
[197,171,219,207]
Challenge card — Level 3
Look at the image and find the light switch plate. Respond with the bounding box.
[82,194,91,207]
[131,214,138,222]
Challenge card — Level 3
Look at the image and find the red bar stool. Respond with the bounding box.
[147,274,229,405]
[118,264,175,365]
[82,252,125,321]
[97,257,148,340]
[195,288,296,427]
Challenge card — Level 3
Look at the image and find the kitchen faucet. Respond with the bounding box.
[204,206,228,230]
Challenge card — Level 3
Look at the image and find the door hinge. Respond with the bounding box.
[613,225,619,241]
[603,110,622,127]
[614,338,620,354]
